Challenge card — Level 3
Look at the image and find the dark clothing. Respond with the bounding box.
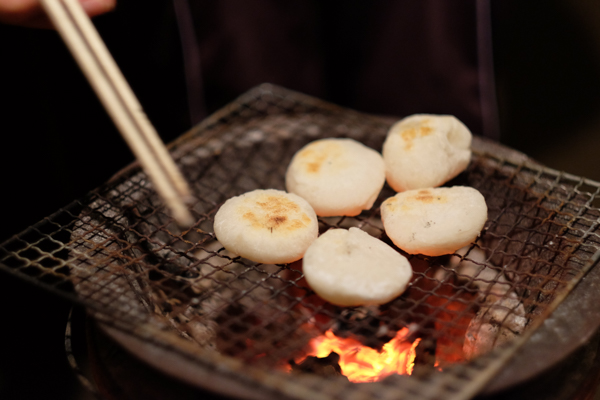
[176,0,498,138]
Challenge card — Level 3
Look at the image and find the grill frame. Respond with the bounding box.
[2,84,600,400]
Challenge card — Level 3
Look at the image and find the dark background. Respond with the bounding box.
[1,0,600,398]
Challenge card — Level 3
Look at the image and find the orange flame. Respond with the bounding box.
[296,328,421,383]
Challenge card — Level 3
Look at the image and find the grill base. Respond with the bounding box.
[70,311,600,400]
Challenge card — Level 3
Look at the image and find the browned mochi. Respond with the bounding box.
[382,114,472,192]
[381,186,487,256]
[213,189,318,264]
[286,138,385,216]
[242,196,311,231]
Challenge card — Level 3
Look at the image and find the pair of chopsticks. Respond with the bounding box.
[39,0,195,227]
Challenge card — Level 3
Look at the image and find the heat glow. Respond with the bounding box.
[297,327,420,383]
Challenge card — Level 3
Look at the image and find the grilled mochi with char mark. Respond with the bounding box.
[381,186,487,257]
[213,189,318,264]
[382,114,472,192]
[286,138,385,217]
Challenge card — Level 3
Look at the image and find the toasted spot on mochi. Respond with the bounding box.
[381,186,487,256]
[383,114,472,192]
[214,189,318,264]
[302,227,412,306]
[286,138,385,217]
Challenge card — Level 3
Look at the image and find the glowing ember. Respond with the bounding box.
[295,327,420,383]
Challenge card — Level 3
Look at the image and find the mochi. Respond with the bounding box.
[383,114,472,192]
[214,189,318,264]
[286,138,385,216]
[302,227,412,306]
[381,186,487,256]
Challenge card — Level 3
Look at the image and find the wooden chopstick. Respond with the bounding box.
[39,0,195,227]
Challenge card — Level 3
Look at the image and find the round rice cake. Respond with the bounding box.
[382,114,472,192]
[302,227,412,307]
[381,186,487,256]
[213,189,318,264]
[286,138,385,217]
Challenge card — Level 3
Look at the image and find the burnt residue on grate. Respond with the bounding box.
[2,84,600,400]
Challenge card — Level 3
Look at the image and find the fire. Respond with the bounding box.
[296,327,420,383]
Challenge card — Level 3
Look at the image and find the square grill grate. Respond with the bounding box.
[2,84,600,400]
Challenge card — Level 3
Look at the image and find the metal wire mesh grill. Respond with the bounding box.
[2,84,600,400]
